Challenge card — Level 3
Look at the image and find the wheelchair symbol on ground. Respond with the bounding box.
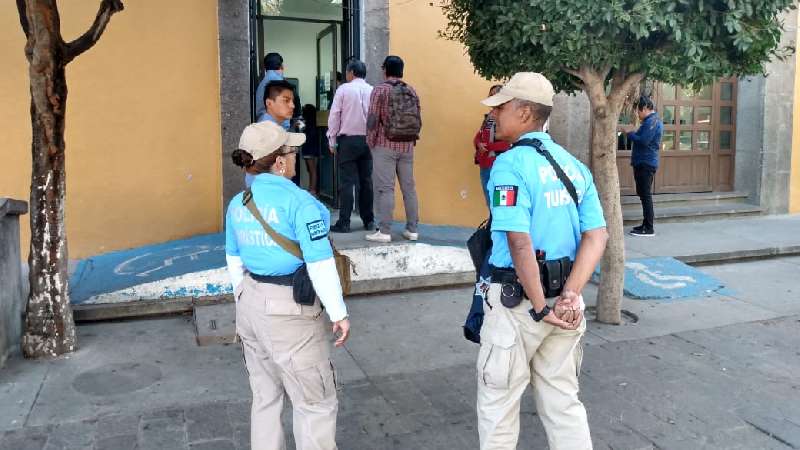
[622,257,727,300]
[625,261,696,290]
[69,233,227,304]
[114,245,225,277]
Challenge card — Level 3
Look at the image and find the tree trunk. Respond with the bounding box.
[16,0,123,358]
[591,114,625,324]
[20,6,75,358]
[579,69,644,325]
[584,80,625,324]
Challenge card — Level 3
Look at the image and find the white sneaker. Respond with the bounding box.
[366,231,391,243]
[402,230,419,241]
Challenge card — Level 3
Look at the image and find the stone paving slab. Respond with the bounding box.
[701,257,800,315]
[5,256,800,449]
[3,317,251,430]
[0,360,48,431]
[3,316,798,449]
[586,294,782,342]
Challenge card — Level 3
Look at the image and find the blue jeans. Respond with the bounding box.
[480,167,492,209]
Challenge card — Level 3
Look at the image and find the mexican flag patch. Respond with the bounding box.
[493,185,518,207]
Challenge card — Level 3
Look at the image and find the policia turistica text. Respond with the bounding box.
[476,73,609,450]
[225,120,351,450]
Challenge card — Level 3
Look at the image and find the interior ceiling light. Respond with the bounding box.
[261,0,284,15]
[331,0,342,4]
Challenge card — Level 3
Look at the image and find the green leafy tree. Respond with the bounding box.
[443,0,795,323]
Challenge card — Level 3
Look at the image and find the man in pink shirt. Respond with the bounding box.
[327,60,375,233]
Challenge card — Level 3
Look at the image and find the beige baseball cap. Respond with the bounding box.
[238,121,306,160]
[481,72,555,107]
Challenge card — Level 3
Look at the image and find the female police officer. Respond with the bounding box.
[226,120,350,450]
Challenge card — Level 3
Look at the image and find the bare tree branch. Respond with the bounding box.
[16,0,30,38]
[562,66,587,90]
[609,72,644,107]
[562,66,582,79]
[569,78,585,91]
[63,0,124,64]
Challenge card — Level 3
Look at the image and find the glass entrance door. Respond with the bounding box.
[316,24,339,204]
[252,0,360,206]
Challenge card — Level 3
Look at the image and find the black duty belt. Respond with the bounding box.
[249,272,293,286]
[490,266,519,284]
[490,256,573,304]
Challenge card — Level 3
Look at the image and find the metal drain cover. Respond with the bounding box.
[72,362,162,396]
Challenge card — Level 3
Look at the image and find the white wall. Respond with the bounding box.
[261,18,343,190]
[262,20,342,108]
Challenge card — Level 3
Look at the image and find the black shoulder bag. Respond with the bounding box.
[463,138,579,343]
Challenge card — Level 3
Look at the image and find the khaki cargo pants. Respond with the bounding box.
[235,275,339,450]
[477,283,591,450]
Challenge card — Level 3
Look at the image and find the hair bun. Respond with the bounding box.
[231,149,255,168]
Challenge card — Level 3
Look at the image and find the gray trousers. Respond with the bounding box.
[371,146,419,234]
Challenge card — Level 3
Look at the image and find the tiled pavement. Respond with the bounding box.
[3,256,800,449]
[2,314,798,449]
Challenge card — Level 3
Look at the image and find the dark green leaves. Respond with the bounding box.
[441,0,796,92]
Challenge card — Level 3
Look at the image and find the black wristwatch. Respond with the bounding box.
[529,305,551,322]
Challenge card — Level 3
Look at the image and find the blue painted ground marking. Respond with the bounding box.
[621,257,728,300]
[161,283,230,299]
[69,233,225,304]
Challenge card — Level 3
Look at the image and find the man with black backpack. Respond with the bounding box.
[476,72,608,450]
[365,55,422,243]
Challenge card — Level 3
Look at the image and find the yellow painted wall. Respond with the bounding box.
[389,0,497,227]
[0,1,222,259]
[791,8,800,213]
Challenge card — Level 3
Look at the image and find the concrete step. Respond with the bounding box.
[623,203,762,225]
[621,191,750,208]
[72,271,477,323]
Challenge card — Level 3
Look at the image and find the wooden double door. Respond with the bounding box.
[618,79,737,195]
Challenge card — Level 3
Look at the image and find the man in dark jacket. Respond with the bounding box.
[626,96,663,237]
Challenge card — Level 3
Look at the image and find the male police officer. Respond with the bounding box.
[245,80,297,188]
[477,72,609,450]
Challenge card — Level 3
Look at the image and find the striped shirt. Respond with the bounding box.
[366,80,419,152]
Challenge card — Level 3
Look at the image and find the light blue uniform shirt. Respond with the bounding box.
[488,132,606,268]
[258,112,291,130]
[226,173,333,276]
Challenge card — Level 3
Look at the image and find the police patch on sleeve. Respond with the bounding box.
[306,220,328,241]
[492,185,518,207]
